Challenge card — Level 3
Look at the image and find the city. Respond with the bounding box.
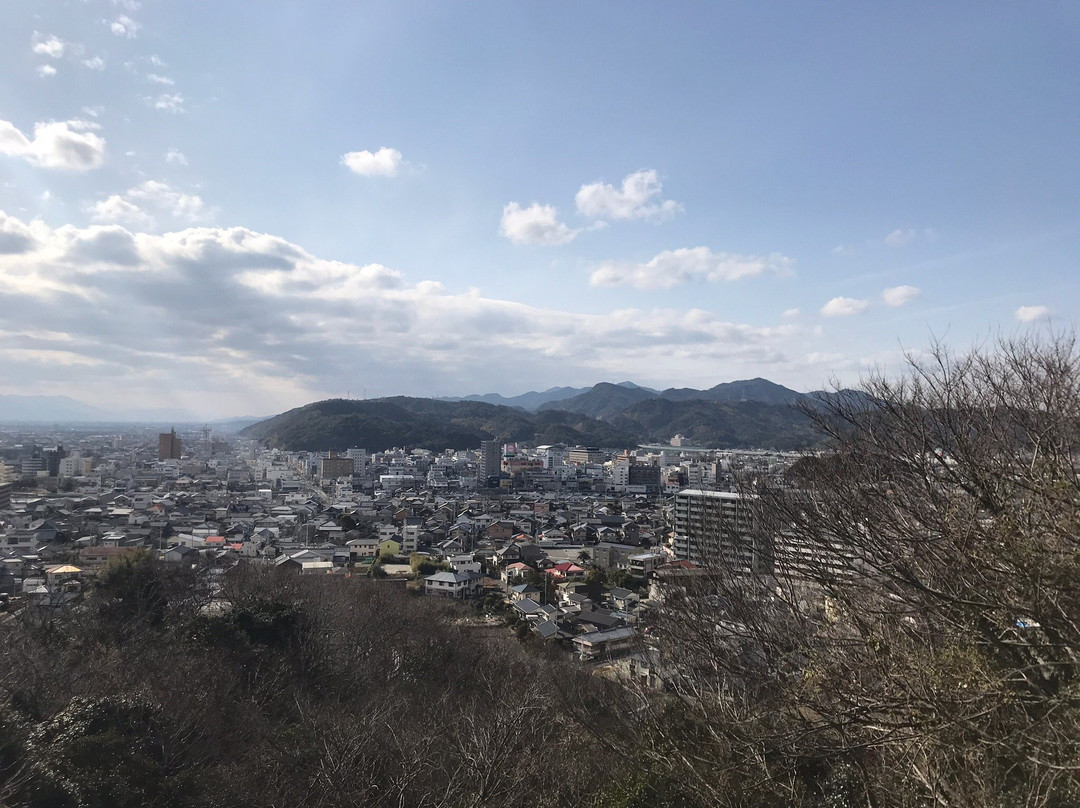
[1,1,1075,804]
[0,421,802,668]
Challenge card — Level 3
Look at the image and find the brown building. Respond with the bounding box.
[158,429,182,461]
[319,453,354,480]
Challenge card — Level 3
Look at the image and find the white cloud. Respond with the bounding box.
[0,209,800,417]
[90,195,154,229]
[821,296,870,317]
[90,180,210,230]
[37,65,58,78]
[341,147,403,177]
[110,15,140,38]
[127,181,207,220]
[589,247,793,289]
[575,169,682,222]
[32,35,66,58]
[149,55,166,67]
[881,285,921,307]
[1016,305,1050,322]
[82,56,106,70]
[499,202,579,246]
[165,148,188,166]
[0,212,47,254]
[832,244,853,256]
[782,308,800,318]
[884,228,916,247]
[147,73,174,85]
[0,118,106,171]
[152,94,186,113]
[112,0,141,10]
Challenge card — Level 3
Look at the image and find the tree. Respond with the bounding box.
[636,332,1080,807]
[95,549,188,627]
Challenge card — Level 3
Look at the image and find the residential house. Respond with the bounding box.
[424,570,482,599]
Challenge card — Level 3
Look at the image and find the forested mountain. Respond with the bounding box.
[241,392,822,452]
[661,377,803,405]
[240,397,641,451]
[537,382,662,420]
[610,398,818,450]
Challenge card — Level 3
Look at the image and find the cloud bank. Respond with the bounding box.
[0,210,798,416]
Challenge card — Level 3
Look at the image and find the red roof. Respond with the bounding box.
[551,561,584,573]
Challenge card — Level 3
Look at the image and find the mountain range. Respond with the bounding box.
[242,378,835,452]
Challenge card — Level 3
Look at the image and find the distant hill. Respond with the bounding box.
[446,386,590,410]
[0,394,208,424]
[442,381,660,411]
[240,397,641,452]
[659,377,803,406]
[243,389,827,453]
[536,378,805,419]
[0,395,109,422]
[538,382,660,420]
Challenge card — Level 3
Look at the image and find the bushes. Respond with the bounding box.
[0,568,633,807]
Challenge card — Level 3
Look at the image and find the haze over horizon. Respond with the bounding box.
[1,2,1076,419]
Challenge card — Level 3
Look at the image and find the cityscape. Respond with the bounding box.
[1,2,1077,806]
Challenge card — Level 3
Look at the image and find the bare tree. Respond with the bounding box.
[633,332,1080,807]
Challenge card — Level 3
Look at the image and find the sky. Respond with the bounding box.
[0,1,1077,419]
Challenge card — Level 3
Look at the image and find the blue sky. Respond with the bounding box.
[0,1,1077,418]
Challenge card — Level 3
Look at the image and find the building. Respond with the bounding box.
[479,439,501,482]
[319,453,354,481]
[672,489,770,574]
[42,446,67,476]
[614,455,662,494]
[58,455,92,478]
[158,429,182,461]
[346,447,368,472]
[424,570,482,599]
[569,446,605,465]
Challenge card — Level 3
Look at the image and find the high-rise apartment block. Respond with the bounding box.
[672,489,769,574]
[479,439,501,482]
[158,429,182,461]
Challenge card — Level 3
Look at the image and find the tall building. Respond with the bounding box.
[672,489,770,574]
[479,439,501,482]
[346,447,368,472]
[43,445,67,476]
[158,429,182,461]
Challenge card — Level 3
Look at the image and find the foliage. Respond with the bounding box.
[409,553,449,576]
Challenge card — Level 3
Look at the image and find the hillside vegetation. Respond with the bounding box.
[241,392,821,452]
